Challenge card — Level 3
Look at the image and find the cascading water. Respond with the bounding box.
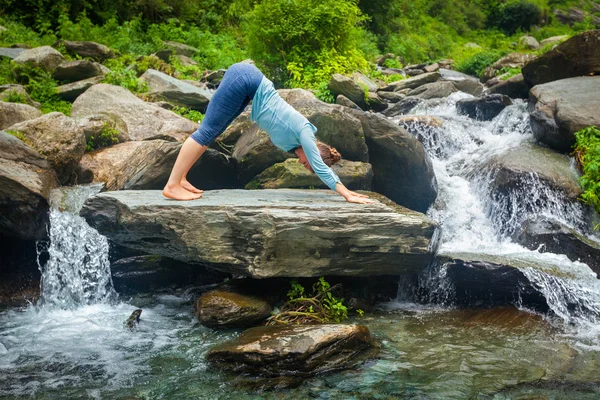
[37,184,117,308]
[393,92,600,331]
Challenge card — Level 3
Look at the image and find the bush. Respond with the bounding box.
[454,49,509,77]
[573,126,600,228]
[103,58,149,93]
[487,0,543,34]
[244,0,370,87]
[12,63,72,114]
[86,122,121,152]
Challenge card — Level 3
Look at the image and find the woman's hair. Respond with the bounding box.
[316,140,342,167]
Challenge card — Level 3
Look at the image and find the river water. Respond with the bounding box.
[1,92,600,399]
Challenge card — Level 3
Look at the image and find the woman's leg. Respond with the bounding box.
[163,63,263,200]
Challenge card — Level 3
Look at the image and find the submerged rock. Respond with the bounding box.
[80,189,439,278]
[380,72,440,92]
[194,290,272,328]
[206,324,374,376]
[456,94,513,121]
[528,76,600,153]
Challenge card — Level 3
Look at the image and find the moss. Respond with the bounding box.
[86,122,121,152]
[5,129,31,146]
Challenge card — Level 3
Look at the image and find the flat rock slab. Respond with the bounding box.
[80,189,440,278]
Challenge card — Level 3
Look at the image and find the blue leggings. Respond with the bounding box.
[190,62,264,146]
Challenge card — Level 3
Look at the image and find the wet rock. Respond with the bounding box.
[80,189,439,278]
[0,102,42,130]
[408,81,457,99]
[79,141,237,190]
[487,142,582,202]
[366,92,388,112]
[205,324,374,376]
[522,30,600,87]
[56,76,104,101]
[245,158,373,190]
[0,131,58,240]
[456,94,513,121]
[381,72,440,92]
[359,113,438,213]
[56,40,115,62]
[528,76,600,153]
[140,69,212,112]
[7,112,86,185]
[53,60,104,83]
[336,94,361,110]
[13,46,65,73]
[514,219,600,276]
[0,47,25,59]
[380,97,422,117]
[0,84,40,107]
[124,309,142,330]
[488,74,530,99]
[439,68,477,82]
[396,116,444,145]
[71,84,197,141]
[519,36,540,50]
[482,53,536,83]
[449,79,484,97]
[195,290,272,328]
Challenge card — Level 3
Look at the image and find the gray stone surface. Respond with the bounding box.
[328,73,368,109]
[407,81,457,99]
[71,84,197,142]
[518,35,540,50]
[140,69,213,112]
[381,72,440,92]
[450,79,484,97]
[13,46,65,72]
[0,131,58,240]
[528,76,600,152]
[335,94,361,110]
[488,74,530,99]
[540,35,569,48]
[456,94,513,121]
[381,97,422,117]
[481,53,536,83]
[0,47,26,59]
[56,76,104,101]
[80,189,440,278]
[57,40,115,61]
[53,60,104,83]
[0,84,40,107]
[0,102,42,130]
[194,290,272,328]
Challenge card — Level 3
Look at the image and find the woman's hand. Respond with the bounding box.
[347,190,370,199]
[345,194,374,204]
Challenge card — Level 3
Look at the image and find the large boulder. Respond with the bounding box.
[456,94,513,121]
[488,74,530,99]
[206,324,374,377]
[56,76,104,102]
[80,189,440,278]
[554,8,600,26]
[0,102,42,130]
[194,290,272,328]
[380,97,423,117]
[380,72,441,92]
[518,35,540,50]
[13,46,65,72]
[335,94,361,110]
[56,40,115,62]
[528,76,600,153]
[407,81,457,99]
[0,131,58,240]
[53,60,104,83]
[7,112,86,185]
[358,113,437,213]
[522,30,600,87]
[486,141,582,202]
[482,53,536,83]
[327,73,368,110]
[71,84,197,142]
[140,69,212,112]
[78,141,237,191]
[0,47,26,59]
[449,79,484,97]
[245,158,373,190]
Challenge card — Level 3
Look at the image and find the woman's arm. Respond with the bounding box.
[335,183,374,204]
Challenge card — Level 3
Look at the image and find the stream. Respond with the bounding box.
[2,92,600,399]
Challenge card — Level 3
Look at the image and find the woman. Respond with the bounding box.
[162,62,373,204]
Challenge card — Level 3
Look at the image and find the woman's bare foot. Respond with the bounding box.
[181,179,203,194]
[162,183,203,200]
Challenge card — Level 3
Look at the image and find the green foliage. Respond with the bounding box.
[487,0,543,34]
[5,129,31,145]
[244,0,370,87]
[315,82,335,103]
[135,55,175,76]
[86,122,121,152]
[12,62,71,114]
[455,49,509,77]
[172,106,204,123]
[574,126,600,228]
[383,58,403,69]
[1,90,28,104]
[498,66,522,80]
[267,277,349,325]
[103,58,148,93]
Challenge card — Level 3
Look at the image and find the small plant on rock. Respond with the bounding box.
[86,122,121,151]
[1,90,28,104]
[172,106,204,123]
[573,126,600,229]
[266,277,349,325]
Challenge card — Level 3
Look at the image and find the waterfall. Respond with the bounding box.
[36,184,117,309]
[395,92,600,328]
